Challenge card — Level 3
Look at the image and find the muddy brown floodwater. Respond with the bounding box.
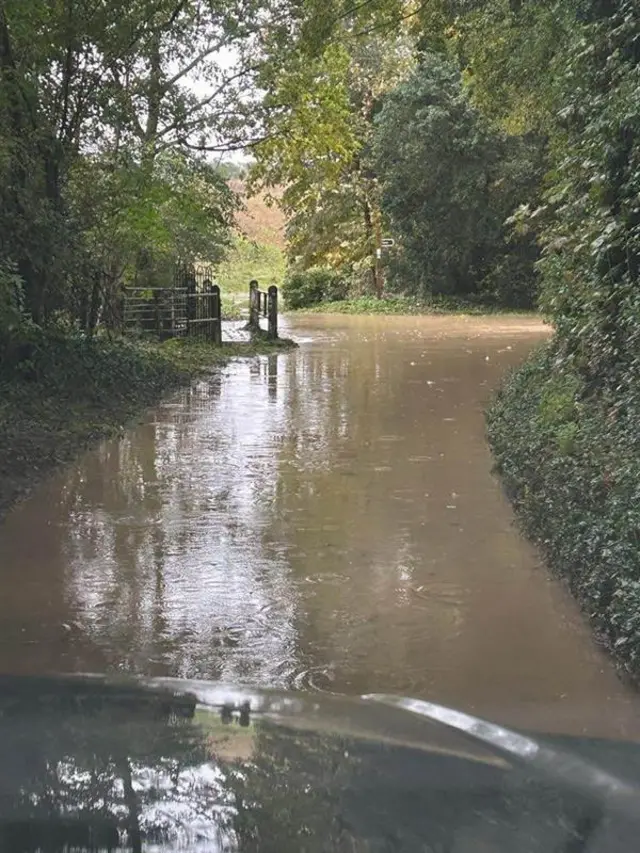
[1,314,639,739]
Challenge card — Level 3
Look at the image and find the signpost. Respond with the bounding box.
[374,237,395,294]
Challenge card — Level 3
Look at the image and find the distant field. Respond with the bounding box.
[229,180,285,248]
[218,236,285,294]
[218,181,286,294]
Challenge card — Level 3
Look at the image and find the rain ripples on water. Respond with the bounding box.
[1,314,639,738]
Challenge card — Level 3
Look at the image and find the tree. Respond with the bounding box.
[372,53,541,305]
[65,152,235,329]
[0,0,283,330]
[253,32,413,296]
[447,0,577,136]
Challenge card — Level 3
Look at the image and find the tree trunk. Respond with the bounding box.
[142,34,163,173]
[363,196,383,299]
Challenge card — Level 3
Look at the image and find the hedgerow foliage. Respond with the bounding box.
[488,343,640,675]
[488,1,640,675]
[537,1,640,392]
[282,268,349,309]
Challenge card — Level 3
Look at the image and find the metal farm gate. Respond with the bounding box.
[123,265,221,344]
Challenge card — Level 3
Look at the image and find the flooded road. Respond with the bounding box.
[1,314,639,738]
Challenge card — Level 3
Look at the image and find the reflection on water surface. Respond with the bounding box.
[0,314,638,738]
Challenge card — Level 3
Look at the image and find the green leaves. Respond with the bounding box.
[487,340,640,676]
[282,267,348,308]
[0,0,275,332]
[534,1,640,387]
[0,260,25,363]
[253,31,412,289]
[372,53,540,306]
[254,42,358,194]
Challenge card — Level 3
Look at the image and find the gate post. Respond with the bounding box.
[212,284,222,346]
[267,285,278,340]
[249,280,259,333]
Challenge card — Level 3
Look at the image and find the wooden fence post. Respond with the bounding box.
[267,285,278,340]
[212,284,222,346]
[249,280,259,333]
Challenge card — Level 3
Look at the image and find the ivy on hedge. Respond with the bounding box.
[487,343,640,675]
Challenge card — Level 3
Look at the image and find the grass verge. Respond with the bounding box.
[217,235,285,294]
[289,294,536,316]
[0,330,296,522]
[487,341,640,680]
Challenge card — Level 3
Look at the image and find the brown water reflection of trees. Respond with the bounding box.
[37,365,298,682]
[59,339,425,689]
[0,325,540,705]
[265,332,483,694]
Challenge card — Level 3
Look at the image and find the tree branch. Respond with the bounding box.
[59,0,77,142]
[155,63,261,140]
[163,0,189,31]
[108,64,146,140]
[163,42,227,90]
[178,133,276,152]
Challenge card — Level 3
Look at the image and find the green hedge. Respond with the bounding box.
[486,342,640,677]
[282,268,349,309]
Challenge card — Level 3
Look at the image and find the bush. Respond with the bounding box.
[478,250,539,310]
[282,267,349,309]
[487,342,640,678]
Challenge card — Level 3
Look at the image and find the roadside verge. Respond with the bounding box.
[487,341,640,680]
